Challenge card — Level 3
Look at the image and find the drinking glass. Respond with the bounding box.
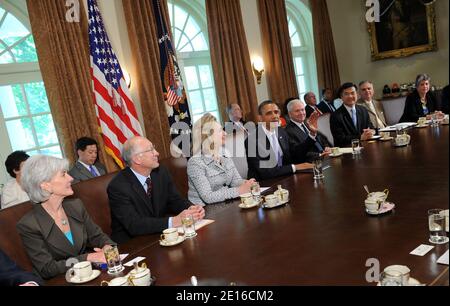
[313,157,324,180]
[351,139,361,155]
[431,113,439,127]
[379,270,403,286]
[182,214,197,238]
[104,245,123,274]
[250,181,261,203]
[428,209,449,244]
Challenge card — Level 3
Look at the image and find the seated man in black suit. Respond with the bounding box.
[304,92,322,118]
[0,249,42,286]
[317,88,337,114]
[245,100,312,181]
[330,83,375,147]
[285,99,331,163]
[107,136,205,244]
[224,103,249,135]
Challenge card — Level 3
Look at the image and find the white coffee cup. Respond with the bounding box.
[160,228,178,243]
[365,199,382,213]
[101,276,130,286]
[69,261,93,280]
[384,265,410,285]
[128,263,151,286]
[240,193,254,206]
[265,194,278,206]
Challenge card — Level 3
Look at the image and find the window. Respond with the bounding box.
[0,2,62,184]
[285,0,318,100]
[168,0,220,124]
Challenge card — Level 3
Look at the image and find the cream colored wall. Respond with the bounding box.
[327,0,449,97]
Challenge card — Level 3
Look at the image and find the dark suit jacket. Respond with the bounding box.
[16,198,114,279]
[224,119,249,135]
[400,90,438,122]
[317,100,336,114]
[285,121,330,163]
[330,105,374,147]
[441,85,449,114]
[107,166,190,244]
[0,249,42,286]
[69,161,107,184]
[245,125,294,181]
[305,105,316,118]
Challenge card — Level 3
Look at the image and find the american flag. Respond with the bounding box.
[88,0,142,168]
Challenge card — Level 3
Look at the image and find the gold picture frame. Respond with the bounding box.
[367,0,437,61]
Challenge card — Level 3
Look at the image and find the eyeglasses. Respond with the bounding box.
[134,146,157,156]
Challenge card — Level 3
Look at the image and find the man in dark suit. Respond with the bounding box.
[330,83,375,147]
[0,249,42,286]
[224,103,249,135]
[69,137,107,184]
[304,92,322,118]
[317,88,337,114]
[245,101,312,181]
[285,99,331,163]
[107,136,205,244]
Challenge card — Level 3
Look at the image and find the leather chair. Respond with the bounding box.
[317,113,334,147]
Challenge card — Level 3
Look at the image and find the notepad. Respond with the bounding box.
[437,250,449,265]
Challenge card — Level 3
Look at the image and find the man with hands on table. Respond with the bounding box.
[107,136,205,244]
[330,82,376,147]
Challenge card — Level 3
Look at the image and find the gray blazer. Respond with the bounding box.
[187,155,244,205]
[16,198,114,279]
[69,161,107,184]
[356,99,387,128]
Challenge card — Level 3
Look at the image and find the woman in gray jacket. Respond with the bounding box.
[16,155,114,279]
[188,113,256,205]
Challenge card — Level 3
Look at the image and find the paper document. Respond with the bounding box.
[124,256,146,267]
[437,250,449,265]
[177,219,214,234]
[379,122,416,132]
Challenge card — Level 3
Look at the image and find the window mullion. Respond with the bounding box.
[20,84,40,151]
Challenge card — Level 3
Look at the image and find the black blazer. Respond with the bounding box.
[317,100,336,114]
[0,249,42,286]
[305,105,316,118]
[330,105,374,147]
[107,166,190,244]
[16,199,114,279]
[400,91,438,122]
[285,121,330,163]
[245,125,294,181]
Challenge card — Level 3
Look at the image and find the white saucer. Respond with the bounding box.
[159,235,185,247]
[238,199,262,209]
[393,142,408,147]
[262,199,289,209]
[366,202,395,215]
[377,277,421,286]
[68,269,101,284]
[106,265,125,275]
[380,137,393,141]
[329,152,343,158]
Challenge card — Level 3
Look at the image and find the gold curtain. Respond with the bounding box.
[122,0,172,159]
[26,0,118,172]
[311,0,341,92]
[206,0,259,122]
[257,0,298,106]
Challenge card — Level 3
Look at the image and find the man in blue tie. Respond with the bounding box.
[330,83,375,147]
[68,137,107,184]
[245,100,313,181]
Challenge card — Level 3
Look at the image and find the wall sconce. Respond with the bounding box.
[122,68,131,88]
[252,56,265,85]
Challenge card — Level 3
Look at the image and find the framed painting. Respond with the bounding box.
[367,0,437,61]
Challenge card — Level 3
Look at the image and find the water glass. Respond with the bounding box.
[428,209,449,244]
[182,214,197,238]
[104,245,123,274]
[313,158,324,180]
[379,270,403,286]
[431,113,439,127]
[395,126,403,138]
[250,182,261,202]
[351,139,361,155]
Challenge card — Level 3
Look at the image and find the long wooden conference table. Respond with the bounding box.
[47,125,449,286]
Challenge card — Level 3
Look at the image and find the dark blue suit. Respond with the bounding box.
[0,249,42,286]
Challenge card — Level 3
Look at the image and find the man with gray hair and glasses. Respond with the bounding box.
[107,136,205,244]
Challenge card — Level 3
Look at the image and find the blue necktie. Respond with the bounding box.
[89,165,97,177]
[351,108,357,128]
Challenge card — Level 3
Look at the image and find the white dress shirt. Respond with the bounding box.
[1,179,29,209]
[261,125,296,173]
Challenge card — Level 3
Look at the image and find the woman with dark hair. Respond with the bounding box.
[1,151,30,209]
[400,74,444,123]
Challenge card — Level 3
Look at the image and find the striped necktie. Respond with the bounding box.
[89,165,97,177]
